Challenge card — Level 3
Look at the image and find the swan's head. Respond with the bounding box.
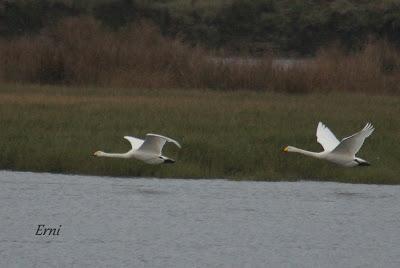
[283,146,295,153]
[93,151,104,157]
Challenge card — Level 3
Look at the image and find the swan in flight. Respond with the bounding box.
[94,133,181,164]
[283,122,374,167]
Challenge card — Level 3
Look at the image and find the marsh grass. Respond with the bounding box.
[0,84,398,184]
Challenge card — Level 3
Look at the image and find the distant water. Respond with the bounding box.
[1,171,400,268]
[210,56,313,69]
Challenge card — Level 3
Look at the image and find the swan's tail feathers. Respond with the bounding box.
[355,158,370,166]
[163,158,175,164]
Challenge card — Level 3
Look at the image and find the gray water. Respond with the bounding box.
[1,171,400,268]
[210,56,313,70]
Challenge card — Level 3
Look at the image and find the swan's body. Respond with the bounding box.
[284,122,374,167]
[94,133,181,164]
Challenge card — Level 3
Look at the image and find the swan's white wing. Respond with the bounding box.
[316,122,340,152]
[331,123,374,156]
[138,133,181,155]
[124,136,145,151]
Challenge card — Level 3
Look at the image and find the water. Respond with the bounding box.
[1,171,400,268]
[210,56,313,70]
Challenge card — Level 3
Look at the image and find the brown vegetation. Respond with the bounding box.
[0,16,399,94]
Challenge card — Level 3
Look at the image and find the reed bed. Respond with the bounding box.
[0,84,398,184]
[0,17,399,94]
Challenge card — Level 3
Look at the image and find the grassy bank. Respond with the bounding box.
[0,84,399,184]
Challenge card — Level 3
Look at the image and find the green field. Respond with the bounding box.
[0,84,399,184]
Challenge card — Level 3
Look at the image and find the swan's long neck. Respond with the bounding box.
[288,147,323,158]
[98,152,130,158]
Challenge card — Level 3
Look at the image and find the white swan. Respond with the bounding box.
[94,133,181,164]
[283,122,374,167]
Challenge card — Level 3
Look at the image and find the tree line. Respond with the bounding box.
[1,0,400,55]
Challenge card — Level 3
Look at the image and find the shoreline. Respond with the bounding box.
[1,169,398,186]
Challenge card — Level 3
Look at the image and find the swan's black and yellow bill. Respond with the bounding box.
[164,159,175,164]
[283,146,289,152]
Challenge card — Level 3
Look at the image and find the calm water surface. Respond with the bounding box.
[1,171,400,267]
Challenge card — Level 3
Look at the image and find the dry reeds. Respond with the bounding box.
[0,16,399,94]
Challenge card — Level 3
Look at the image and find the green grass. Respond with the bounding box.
[0,83,399,184]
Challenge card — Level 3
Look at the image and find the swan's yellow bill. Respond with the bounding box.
[283,146,289,152]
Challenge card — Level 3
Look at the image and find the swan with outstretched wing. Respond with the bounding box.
[284,122,374,167]
[94,133,181,164]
